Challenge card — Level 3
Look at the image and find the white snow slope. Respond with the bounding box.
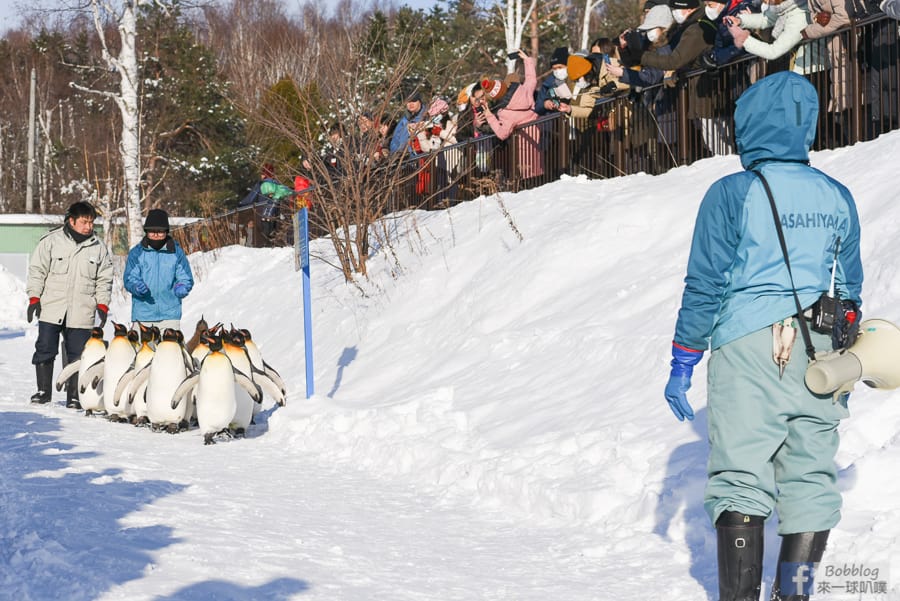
[2,132,900,601]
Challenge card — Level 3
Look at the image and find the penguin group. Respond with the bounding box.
[54,317,286,444]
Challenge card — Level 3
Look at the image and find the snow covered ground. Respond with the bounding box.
[2,131,900,600]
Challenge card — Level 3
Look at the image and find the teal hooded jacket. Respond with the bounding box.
[674,72,863,352]
[124,236,194,323]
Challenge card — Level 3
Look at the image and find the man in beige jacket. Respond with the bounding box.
[26,201,114,408]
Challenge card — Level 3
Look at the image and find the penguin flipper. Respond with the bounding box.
[170,374,200,411]
[125,364,152,406]
[234,369,263,404]
[251,367,286,406]
[81,358,106,392]
[55,361,81,391]
[113,368,137,407]
[262,361,286,392]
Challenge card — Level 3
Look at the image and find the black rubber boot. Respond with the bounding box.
[769,531,829,601]
[716,510,765,601]
[30,362,54,404]
[65,373,81,409]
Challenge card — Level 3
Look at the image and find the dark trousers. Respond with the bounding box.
[32,321,91,366]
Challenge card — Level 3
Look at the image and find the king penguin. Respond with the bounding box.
[94,322,137,421]
[114,323,159,425]
[55,327,107,414]
[237,327,286,405]
[171,331,261,445]
[146,328,194,433]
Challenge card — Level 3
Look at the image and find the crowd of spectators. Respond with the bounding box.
[264,0,898,201]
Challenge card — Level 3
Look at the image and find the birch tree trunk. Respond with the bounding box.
[581,0,604,51]
[497,0,537,73]
[77,0,145,246]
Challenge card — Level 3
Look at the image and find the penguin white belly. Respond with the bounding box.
[194,355,238,436]
[223,345,255,431]
[77,340,108,412]
[102,339,137,417]
[146,343,191,426]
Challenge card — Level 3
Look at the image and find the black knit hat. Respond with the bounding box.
[143,208,170,232]
[549,46,569,67]
[669,0,699,8]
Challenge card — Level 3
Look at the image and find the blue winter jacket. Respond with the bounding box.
[674,72,863,351]
[389,105,427,155]
[124,237,194,323]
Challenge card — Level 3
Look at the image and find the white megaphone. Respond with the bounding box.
[805,319,900,397]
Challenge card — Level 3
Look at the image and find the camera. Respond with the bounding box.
[507,51,520,60]
[474,105,485,115]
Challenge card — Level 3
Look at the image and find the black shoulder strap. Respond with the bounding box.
[752,169,817,361]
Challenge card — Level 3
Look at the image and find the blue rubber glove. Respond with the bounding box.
[174,283,189,299]
[133,280,150,296]
[664,343,705,421]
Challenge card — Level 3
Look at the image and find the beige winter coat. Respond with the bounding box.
[27,226,114,329]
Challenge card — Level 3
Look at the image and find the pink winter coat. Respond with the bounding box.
[485,56,544,179]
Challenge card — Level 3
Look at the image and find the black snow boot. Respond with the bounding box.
[769,531,829,601]
[716,510,765,601]
[30,362,54,404]
[65,373,81,409]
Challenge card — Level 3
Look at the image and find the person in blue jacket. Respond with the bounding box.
[124,209,194,332]
[664,72,863,601]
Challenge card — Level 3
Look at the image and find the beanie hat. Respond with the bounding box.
[567,55,593,80]
[669,0,699,9]
[638,4,675,30]
[143,208,170,232]
[428,97,450,117]
[457,83,476,106]
[480,77,509,100]
[549,46,569,67]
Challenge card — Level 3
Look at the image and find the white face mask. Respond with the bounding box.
[553,67,568,81]
[705,5,724,19]
[673,8,689,23]
[574,77,589,91]
[647,28,661,42]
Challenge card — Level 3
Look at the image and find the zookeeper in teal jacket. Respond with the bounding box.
[124,208,194,331]
[664,72,864,601]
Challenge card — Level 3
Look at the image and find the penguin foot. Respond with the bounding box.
[203,433,216,445]
[232,428,246,439]
[133,416,150,427]
[164,423,180,434]
[84,409,93,417]
[150,422,164,433]
[177,419,190,432]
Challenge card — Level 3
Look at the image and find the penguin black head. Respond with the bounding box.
[238,328,253,342]
[139,322,157,344]
[162,328,181,342]
[90,327,105,339]
[201,331,223,352]
[113,322,129,337]
[127,329,140,345]
[229,329,246,346]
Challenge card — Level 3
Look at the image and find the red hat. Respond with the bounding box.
[480,78,509,100]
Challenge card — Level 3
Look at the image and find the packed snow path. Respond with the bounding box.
[1,327,699,601]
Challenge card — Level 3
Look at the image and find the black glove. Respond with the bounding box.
[96,304,109,328]
[599,81,619,95]
[27,298,41,323]
[700,50,718,72]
